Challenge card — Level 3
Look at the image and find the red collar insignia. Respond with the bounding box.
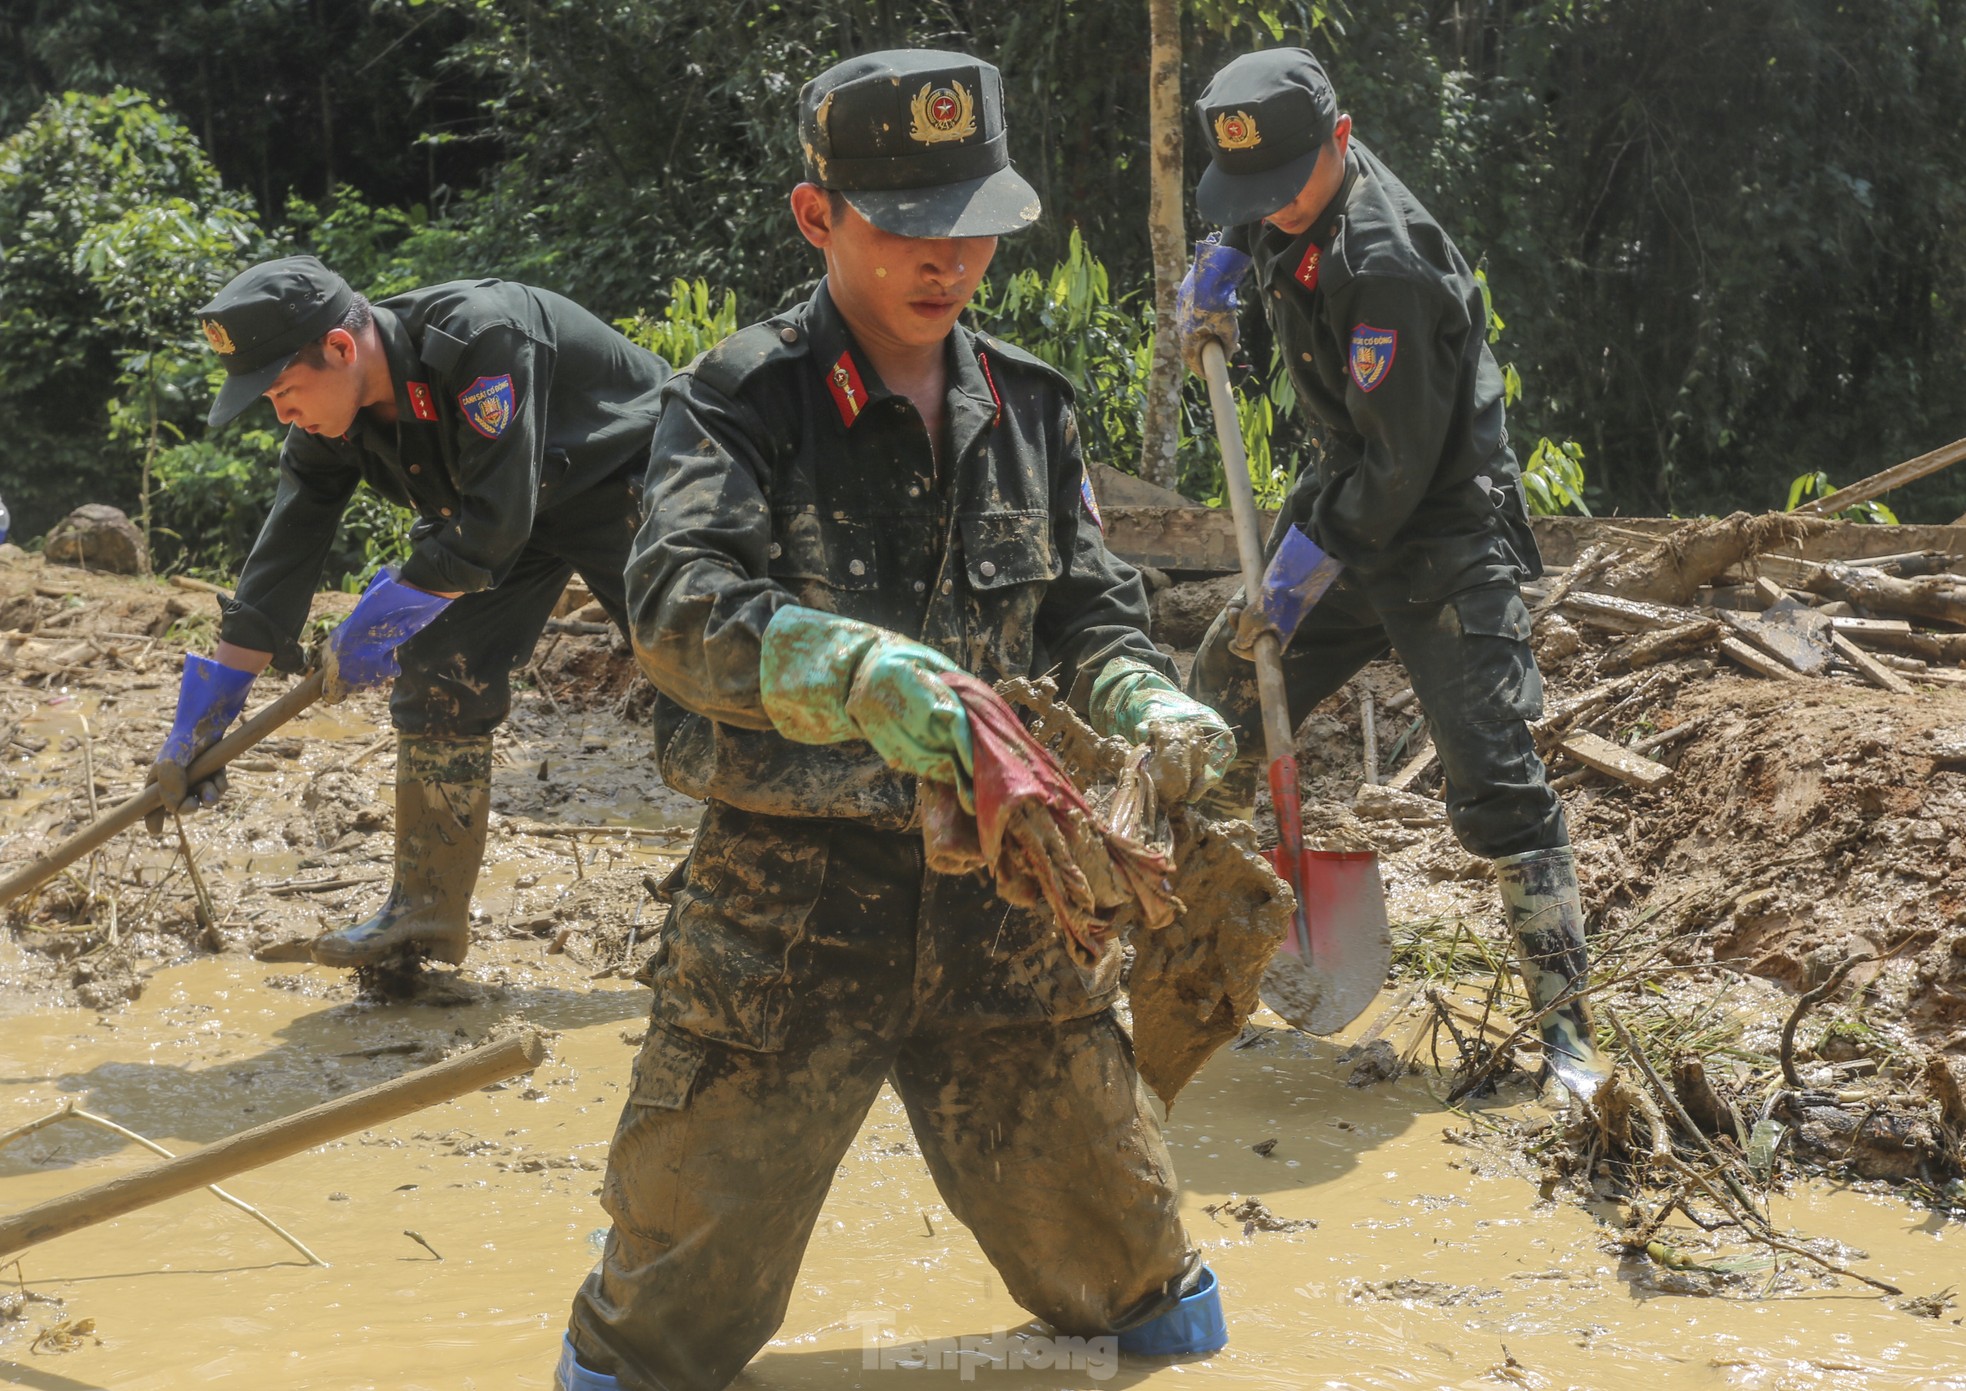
[977,349,1003,426]
[407,381,439,422]
[825,351,867,427]
[1294,243,1321,293]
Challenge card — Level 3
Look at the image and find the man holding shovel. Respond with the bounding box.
[1177,48,1604,1096]
[150,257,672,968]
[555,48,1234,1391]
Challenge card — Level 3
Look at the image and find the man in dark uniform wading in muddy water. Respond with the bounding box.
[1176,48,1606,1095]
[148,257,672,969]
[553,48,1235,1391]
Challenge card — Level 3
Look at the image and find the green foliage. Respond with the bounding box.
[335,491,416,592]
[1783,471,1898,525]
[149,430,278,578]
[617,279,742,369]
[284,188,478,300]
[0,89,263,537]
[1522,439,1591,517]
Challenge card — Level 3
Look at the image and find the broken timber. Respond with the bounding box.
[1556,731,1673,790]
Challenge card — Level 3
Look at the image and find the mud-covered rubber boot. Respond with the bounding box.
[555,1334,622,1390]
[312,734,492,969]
[1493,846,1610,1102]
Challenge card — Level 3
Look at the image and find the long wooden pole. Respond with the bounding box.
[0,670,325,907]
[0,1030,545,1261]
[1792,434,1966,517]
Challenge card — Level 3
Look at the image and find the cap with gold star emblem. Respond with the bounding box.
[195,255,357,427]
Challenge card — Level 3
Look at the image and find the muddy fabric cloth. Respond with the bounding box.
[1191,572,1562,858]
[627,278,1170,830]
[934,670,1176,965]
[219,280,671,676]
[1218,141,1539,602]
[1129,817,1291,1106]
[566,802,1198,1391]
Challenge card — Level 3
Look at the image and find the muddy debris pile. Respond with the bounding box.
[1307,513,1966,1245]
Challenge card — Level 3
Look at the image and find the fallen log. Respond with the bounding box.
[1596,512,1822,606]
[0,1031,546,1261]
[1835,625,1966,664]
[1799,562,1966,629]
[1560,591,1699,634]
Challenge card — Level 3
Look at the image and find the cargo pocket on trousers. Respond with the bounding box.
[629,1024,707,1110]
[1444,585,1543,722]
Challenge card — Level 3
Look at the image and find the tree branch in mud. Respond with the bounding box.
[1778,953,1878,1088]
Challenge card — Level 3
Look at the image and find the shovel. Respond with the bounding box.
[1200,341,1391,1035]
[0,670,325,908]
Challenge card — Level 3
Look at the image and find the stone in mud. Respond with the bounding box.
[43,504,147,575]
[1343,1037,1405,1087]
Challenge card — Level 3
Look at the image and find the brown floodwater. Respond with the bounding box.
[3,941,1963,1391]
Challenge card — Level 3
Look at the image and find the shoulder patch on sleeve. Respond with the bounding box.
[1078,472,1104,532]
[459,374,518,438]
[1348,325,1397,393]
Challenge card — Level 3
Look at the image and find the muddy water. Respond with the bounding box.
[2,948,1962,1391]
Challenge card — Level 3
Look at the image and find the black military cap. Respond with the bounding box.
[1194,48,1341,226]
[799,49,1040,238]
[196,255,357,427]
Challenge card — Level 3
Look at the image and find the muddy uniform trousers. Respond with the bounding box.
[566,801,1197,1391]
[1188,564,1566,860]
[387,461,644,738]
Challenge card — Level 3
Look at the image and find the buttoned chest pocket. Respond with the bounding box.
[769,508,879,593]
[957,510,1057,591]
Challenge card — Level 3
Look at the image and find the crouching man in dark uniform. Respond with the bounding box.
[148,257,671,968]
[1177,49,1604,1095]
[555,49,1233,1391]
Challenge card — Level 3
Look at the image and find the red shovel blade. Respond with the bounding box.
[1258,756,1393,1035]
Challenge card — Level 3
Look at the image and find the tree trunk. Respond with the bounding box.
[1141,0,1185,492]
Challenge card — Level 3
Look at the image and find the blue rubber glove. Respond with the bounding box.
[1175,233,1253,377]
[321,567,454,703]
[759,605,974,797]
[1089,655,1236,805]
[1231,523,1345,659]
[145,654,256,833]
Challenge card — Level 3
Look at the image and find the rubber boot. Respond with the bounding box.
[1493,846,1609,1101]
[311,734,491,968]
[556,1334,622,1390]
[1117,1266,1228,1358]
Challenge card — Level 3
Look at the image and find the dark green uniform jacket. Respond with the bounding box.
[628,279,1168,830]
[1226,141,1540,602]
[220,280,671,668]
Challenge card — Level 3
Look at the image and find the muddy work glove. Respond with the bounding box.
[759,605,974,793]
[1089,656,1236,806]
[145,654,256,834]
[1175,233,1253,377]
[321,567,454,704]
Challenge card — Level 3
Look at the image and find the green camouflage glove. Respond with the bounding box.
[760,605,974,794]
[1090,655,1236,805]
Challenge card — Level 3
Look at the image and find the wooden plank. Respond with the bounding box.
[1559,590,1700,633]
[1791,435,1966,517]
[1557,731,1673,790]
[1719,635,1807,681]
[1829,616,1914,637]
[1830,632,1915,695]
[1719,606,1833,675]
[1385,736,1435,793]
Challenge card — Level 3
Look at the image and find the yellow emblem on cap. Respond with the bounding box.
[909,81,977,145]
[202,318,238,356]
[1213,110,1262,151]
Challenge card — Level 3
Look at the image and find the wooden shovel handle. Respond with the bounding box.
[1199,341,1296,767]
[0,669,326,907]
